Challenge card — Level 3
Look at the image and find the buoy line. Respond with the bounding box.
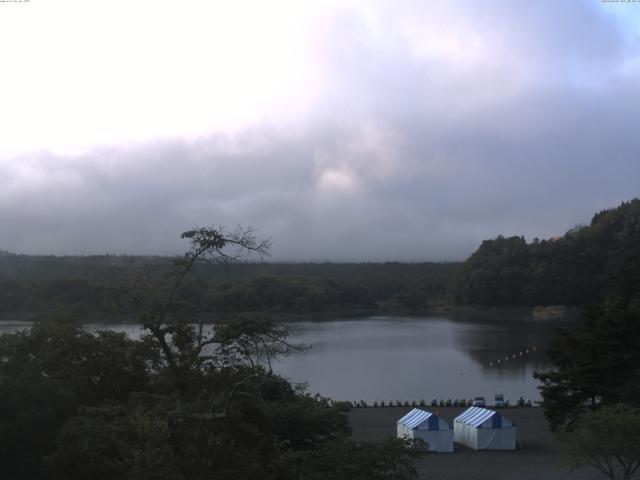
[482,346,537,369]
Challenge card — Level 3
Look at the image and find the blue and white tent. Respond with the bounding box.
[453,407,517,450]
[397,408,453,452]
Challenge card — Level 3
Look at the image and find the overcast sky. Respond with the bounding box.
[1,0,639,261]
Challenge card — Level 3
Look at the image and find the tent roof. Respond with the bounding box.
[398,408,435,429]
[455,407,502,427]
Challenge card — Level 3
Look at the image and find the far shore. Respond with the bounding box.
[0,304,581,325]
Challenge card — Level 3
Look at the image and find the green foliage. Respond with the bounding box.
[535,306,640,431]
[0,227,425,480]
[0,319,153,480]
[452,199,640,307]
[214,313,306,371]
[452,235,530,305]
[48,400,422,480]
[0,317,422,480]
[201,275,377,315]
[298,437,425,480]
[0,261,455,318]
[559,406,640,480]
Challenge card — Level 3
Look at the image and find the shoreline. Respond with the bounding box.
[0,304,581,325]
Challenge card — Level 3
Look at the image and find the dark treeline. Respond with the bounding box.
[451,199,640,308]
[0,256,457,318]
[528,203,640,477]
[3,199,639,316]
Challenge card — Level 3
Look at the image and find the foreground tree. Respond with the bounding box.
[560,406,640,480]
[0,319,153,480]
[118,227,271,376]
[1,227,425,480]
[299,437,425,480]
[534,305,640,431]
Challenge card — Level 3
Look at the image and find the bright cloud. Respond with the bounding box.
[1,0,639,260]
[0,0,322,154]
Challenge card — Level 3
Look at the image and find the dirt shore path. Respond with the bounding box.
[348,406,601,480]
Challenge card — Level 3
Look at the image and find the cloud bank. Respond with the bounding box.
[1,1,639,260]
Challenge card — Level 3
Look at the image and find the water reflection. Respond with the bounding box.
[450,314,564,374]
[0,321,33,335]
[276,315,572,403]
[0,315,572,403]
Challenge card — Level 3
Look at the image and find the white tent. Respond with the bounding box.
[396,408,453,452]
[453,406,517,450]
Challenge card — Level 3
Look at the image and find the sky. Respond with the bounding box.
[1,0,639,261]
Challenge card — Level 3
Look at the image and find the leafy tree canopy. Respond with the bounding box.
[560,406,640,480]
[535,305,640,431]
[452,199,640,308]
[0,227,425,480]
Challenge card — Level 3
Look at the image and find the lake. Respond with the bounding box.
[0,314,566,404]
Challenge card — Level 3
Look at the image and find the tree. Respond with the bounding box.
[0,318,153,480]
[560,406,640,480]
[299,437,425,480]
[214,313,306,372]
[28,226,424,480]
[534,306,640,431]
[116,226,272,395]
[452,198,640,308]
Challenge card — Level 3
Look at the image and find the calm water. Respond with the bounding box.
[275,316,563,403]
[0,315,566,403]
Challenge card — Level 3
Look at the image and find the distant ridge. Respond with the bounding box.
[451,199,640,309]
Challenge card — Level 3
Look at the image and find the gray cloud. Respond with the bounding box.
[1,1,639,260]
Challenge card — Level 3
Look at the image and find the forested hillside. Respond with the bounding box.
[0,256,456,318]
[451,199,640,308]
[3,199,638,316]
